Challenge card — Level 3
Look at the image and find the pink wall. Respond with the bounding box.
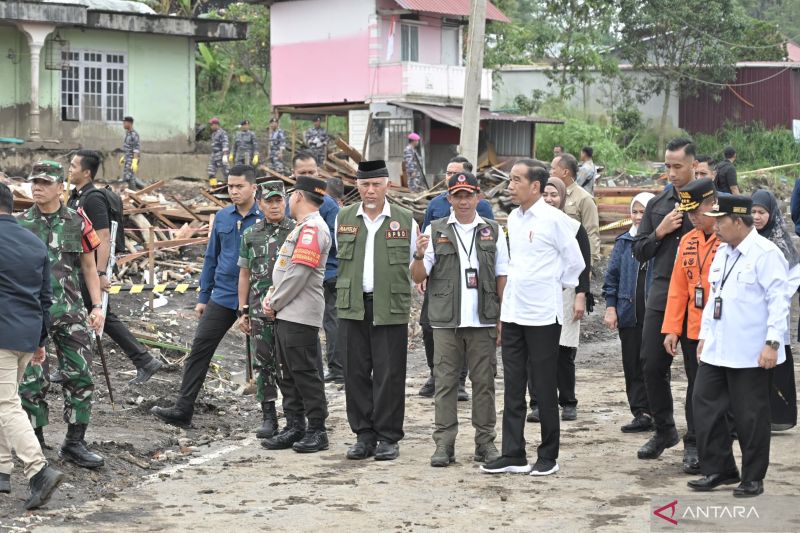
[271,32,372,106]
[380,15,443,64]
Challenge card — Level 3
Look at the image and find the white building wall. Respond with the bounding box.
[493,67,680,129]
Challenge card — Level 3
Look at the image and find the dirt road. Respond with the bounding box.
[0,290,796,531]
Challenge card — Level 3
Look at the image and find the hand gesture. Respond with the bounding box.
[416,233,430,258]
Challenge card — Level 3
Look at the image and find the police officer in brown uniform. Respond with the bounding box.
[262,176,332,454]
[336,160,419,461]
[411,172,509,467]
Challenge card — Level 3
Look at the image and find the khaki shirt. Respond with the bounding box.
[564,181,601,265]
[270,212,331,327]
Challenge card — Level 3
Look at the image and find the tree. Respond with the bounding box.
[737,0,800,40]
[617,0,742,151]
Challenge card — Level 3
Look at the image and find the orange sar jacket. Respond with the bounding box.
[661,228,720,340]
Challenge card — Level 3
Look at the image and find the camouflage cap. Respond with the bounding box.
[28,160,64,182]
[260,180,285,199]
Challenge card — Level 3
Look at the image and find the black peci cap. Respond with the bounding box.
[704,195,753,217]
[678,178,715,212]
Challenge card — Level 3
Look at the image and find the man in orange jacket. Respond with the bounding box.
[662,177,719,475]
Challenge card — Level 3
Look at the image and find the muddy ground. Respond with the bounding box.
[0,257,797,531]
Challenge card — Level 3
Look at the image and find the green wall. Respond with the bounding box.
[0,25,195,151]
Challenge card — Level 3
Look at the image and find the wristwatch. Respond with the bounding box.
[765,340,780,350]
[238,305,250,318]
[413,252,424,261]
[92,304,103,310]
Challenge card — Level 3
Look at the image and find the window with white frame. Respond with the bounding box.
[60,50,127,122]
[401,24,419,62]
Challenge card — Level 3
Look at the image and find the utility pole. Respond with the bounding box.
[459,0,487,166]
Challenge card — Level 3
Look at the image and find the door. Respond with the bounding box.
[441,26,459,66]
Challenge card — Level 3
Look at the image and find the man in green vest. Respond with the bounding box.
[411,172,508,467]
[336,160,419,461]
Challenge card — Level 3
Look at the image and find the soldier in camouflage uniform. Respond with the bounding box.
[208,117,230,187]
[233,119,259,166]
[268,118,287,174]
[304,116,329,166]
[120,116,144,190]
[404,132,424,192]
[18,160,106,469]
[237,180,295,439]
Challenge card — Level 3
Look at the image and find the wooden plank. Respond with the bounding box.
[199,189,227,207]
[116,237,210,265]
[334,137,363,164]
[170,195,203,223]
[123,205,167,215]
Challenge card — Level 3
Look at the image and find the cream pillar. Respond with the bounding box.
[17,23,56,141]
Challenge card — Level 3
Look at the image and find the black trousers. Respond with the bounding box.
[527,345,578,409]
[420,290,468,381]
[322,279,343,375]
[501,321,561,461]
[80,282,153,368]
[771,345,797,427]
[341,295,408,444]
[175,300,238,414]
[641,308,697,442]
[275,319,328,423]
[618,326,650,417]
[693,362,771,482]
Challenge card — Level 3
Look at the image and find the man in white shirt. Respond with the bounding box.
[411,172,508,467]
[481,160,585,477]
[689,195,790,498]
[577,146,597,195]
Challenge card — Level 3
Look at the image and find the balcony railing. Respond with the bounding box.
[371,62,492,104]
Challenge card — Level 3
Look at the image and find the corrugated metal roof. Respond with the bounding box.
[393,0,510,22]
[392,102,563,126]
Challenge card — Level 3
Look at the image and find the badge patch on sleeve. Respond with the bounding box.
[77,207,101,252]
[292,226,322,267]
[479,227,493,241]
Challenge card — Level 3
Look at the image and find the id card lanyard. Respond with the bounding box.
[694,236,717,309]
[453,225,478,289]
[713,251,741,320]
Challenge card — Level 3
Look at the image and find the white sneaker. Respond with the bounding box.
[529,458,559,476]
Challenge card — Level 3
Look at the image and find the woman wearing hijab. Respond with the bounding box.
[751,189,798,430]
[526,177,591,423]
[603,192,656,433]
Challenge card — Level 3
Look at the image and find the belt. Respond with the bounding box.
[363,292,373,300]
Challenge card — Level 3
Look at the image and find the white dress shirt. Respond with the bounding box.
[421,212,510,328]
[501,197,585,326]
[699,228,790,368]
[334,201,418,293]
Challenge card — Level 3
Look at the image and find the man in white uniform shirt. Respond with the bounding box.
[411,172,508,467]
[481,159,585,476]
[689,195,791,498]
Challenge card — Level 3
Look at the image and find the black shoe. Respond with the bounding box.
[621,414,653,433]
[683,444,700,474]
[346,441,376,460]
[457,382,469,402]
[733,480,764,497]
[527,407,540,423]
[292,428,329,453]
[261,417,306,450]
[34,426,52,450]
[59,424,104,469]
[480,456,532,474]
[637,428,680,459]
[255,401,278,439]
[0,473,9,494]
[687,471,741,491]
[418,375,435,398]
[430,445,455,467]
[561,406,577,421]
[129,357,162,385]
[151,405,192,429]
[24,465,64,510]
[374,441,399,461]
[49,369,66,384]
[323,371,344,384]
[529,457,560,476]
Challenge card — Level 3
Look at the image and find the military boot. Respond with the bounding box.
[34,427,52,450]
[59,424,104,469]
[129,357,162,385]
[256,401,278,439]
[292,419,329,453]
[261,415,306,450]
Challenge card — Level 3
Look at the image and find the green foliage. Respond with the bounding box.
[693,123,800,171]
[197,85,270,131]
[737,0,800,42]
